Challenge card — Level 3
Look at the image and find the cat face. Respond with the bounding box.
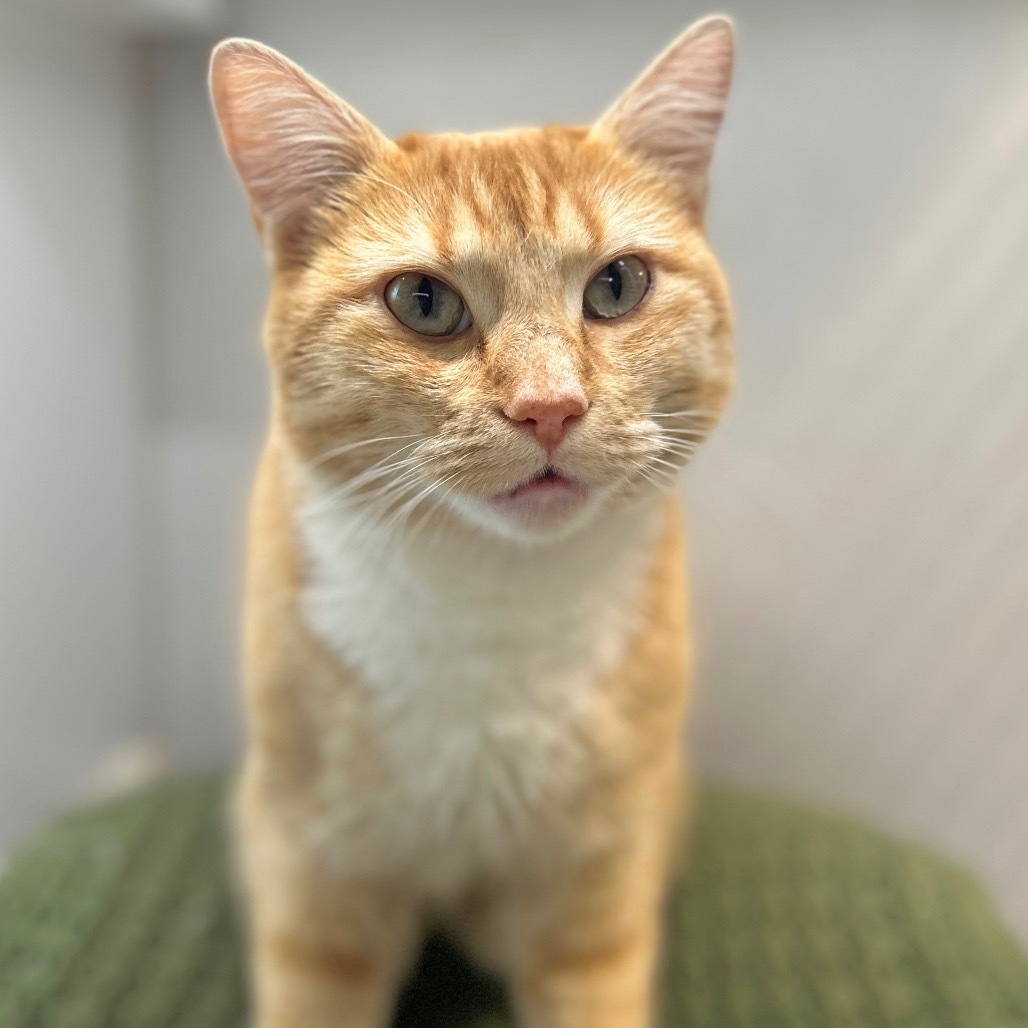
[211,19,734,543]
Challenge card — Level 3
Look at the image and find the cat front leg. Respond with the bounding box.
[239,777,421,1028]
[514,922,661,1028]
[252,920,410,1028]
[497,821,676,1028]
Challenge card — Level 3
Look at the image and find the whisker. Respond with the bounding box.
[339,473,429,544]
[658,439,700,453]
[303,434,423,473]
[390,471,464,557]
[637,467,674,492]
[644,409,720,420]
[657,427,708,439]
[383,475,452,532]
[306,450,436,513]
[311,458,420,508]
[648,455,684,475]
[349,458,439,509]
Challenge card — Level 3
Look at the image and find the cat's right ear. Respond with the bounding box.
[209,39,392,261]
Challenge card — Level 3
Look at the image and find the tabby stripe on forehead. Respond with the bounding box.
[466,173,491,230]
[533,138,564,234]
[570,189,604,253]
[540,171,560,236]
[520,163,549,229]
[498,159,534,242]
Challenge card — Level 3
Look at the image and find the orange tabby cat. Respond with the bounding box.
[210,16,733,1027]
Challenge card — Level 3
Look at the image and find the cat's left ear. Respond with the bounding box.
[590,16,734,219]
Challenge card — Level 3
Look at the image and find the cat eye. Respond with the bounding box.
[384,273,470,338]
[583,255,650,320]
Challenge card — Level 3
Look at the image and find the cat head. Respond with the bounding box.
[210,18,734,544]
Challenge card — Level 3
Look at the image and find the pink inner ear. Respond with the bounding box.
[210,40,389,226]
[592,18,734,206]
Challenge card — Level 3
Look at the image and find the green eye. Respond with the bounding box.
[583,255,650,319]
[384,273,470,337]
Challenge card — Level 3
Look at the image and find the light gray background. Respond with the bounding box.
[2,0,1026,945]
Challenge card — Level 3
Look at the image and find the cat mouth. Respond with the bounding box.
[485,466,591,531]
[499,466,584,501]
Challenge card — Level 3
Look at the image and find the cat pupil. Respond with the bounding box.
[608,263,622,301]
[416,277,433,317]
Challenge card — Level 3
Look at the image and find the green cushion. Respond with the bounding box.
[1,776,1026,1027]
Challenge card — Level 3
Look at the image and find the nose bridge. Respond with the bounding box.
[513,330,584,401]
[485,258,590,398]
[499,328,590,452]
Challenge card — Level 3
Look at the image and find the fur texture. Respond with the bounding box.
[211,16,734,1028]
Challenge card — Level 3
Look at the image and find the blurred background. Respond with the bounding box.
[2,0,1026,947]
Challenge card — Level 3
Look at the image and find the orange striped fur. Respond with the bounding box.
[211,16,734,1027]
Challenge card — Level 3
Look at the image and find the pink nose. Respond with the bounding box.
[503,392,588,451]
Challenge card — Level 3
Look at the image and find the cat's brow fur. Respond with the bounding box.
[211,16,734,1028]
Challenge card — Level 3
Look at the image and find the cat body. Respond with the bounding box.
[212,18,734,1028]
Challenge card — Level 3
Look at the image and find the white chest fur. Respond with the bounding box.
[296,475,659,897]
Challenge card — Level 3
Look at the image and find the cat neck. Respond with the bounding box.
[292,456,666,690]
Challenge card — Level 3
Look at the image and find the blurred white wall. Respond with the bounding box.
[2,0,1027,947]
[0,7,145,850]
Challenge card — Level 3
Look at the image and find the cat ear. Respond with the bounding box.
[209,39,393,258]
[591,16,734,218]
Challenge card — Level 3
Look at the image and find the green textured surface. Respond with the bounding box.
[1,777,1027,1027]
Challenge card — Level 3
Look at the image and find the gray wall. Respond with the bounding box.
[3,0,1028,946]
[0,6,144,849]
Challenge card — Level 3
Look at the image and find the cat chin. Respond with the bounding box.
[447,484,605,545]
